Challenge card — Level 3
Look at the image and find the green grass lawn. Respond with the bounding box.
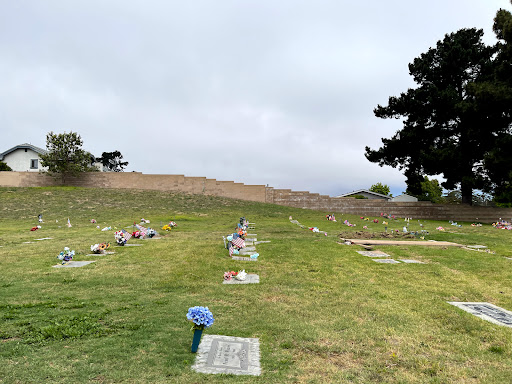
[1,187,512,383]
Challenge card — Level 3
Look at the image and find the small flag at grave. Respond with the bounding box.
[67,218,72,228]
[135,224,148,237]
[121,229,132,241]
[231,237,245,249]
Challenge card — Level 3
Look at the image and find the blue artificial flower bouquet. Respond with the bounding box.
[186,306,214,330]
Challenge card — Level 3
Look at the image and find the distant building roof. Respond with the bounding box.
[0,143,47,161]
[336,189,391,200]
[390,194,418,202]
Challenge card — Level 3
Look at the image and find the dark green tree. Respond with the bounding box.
[0,161,12,171]
[365,27,512,205]
[369,182,391,196]
[97,151,128,172]
[39,132,97,180]
[406,176,443,203]
[481,2,512,205]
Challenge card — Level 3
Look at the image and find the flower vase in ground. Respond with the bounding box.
[186,306,214,353]
[191,328,203,353]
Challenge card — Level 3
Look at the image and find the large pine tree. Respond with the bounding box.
[366,22,512,205]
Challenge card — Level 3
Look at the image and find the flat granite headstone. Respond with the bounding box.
[53,261,97,268]
[241,246,256,251]
[122,244,142,247]
[142,237,161,240]
[357,251,390,258]
[399,259,425,264]
[506,257,512,261]
[192,334,261,376]
[86,252,115,256]
[448,302,512,327]
[372,259,400,264]
[232,256,257,262]
[35,237,53,241]
[246,234,257,237]
[223,274,260,284]
[466,245,488,249]
[255,241,270,244]
[22,241,35,244]
[239,250,257,256]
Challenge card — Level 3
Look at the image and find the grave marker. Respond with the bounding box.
[223,274,260,284]
[53,261,97,268]
[192,335,261,376]
[239,250,257,256]
[357,251,390,257]
[86,252,115,256]
[232,256,257,262]
[448,302,512,327]
[122,244,142,247]
[399,259,425,264]
[255,241,270,244]
[372,259,400,264]
[466,245,488,250]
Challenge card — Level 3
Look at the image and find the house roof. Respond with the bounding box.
[0,143,47,161]
[336,189,391,199]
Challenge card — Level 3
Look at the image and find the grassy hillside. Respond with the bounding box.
[1,187,512,383]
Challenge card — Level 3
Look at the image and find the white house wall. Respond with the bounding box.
[3,149,47,172]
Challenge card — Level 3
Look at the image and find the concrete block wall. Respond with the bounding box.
[0,171,266,203]
[1,171,512,222]
[267,188,512,223]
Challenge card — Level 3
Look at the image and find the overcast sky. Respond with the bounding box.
[1,0,508,197]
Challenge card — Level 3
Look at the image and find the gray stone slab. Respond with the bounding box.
[357,251,390,258]
[239,250,257,256]
[223,274,260,284]
[506,257,512,261]
[255,241,270,244]
[372,259,400,264]
[246,234,257,237]
[35,237,53,241]
[232,256,257,262]
[122,244,142,247]
[399,259,425,264]
[141,237,161,240]
[466,245,488,249]
[241,246,256,251]
[22,241,35,244]
[53,261,97,268]
[192,334,261,376]
[86,251,115,256]
[448,302,512,327]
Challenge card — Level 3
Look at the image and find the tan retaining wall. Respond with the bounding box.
[267,187,512,223]
[1,171,512,222]
[0,171,266,203]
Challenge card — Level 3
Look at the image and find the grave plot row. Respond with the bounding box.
[289,217,327,235]
[355,246,512,328]
[192,218,262,376]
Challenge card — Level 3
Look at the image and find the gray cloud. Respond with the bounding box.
[1,0,507,197]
